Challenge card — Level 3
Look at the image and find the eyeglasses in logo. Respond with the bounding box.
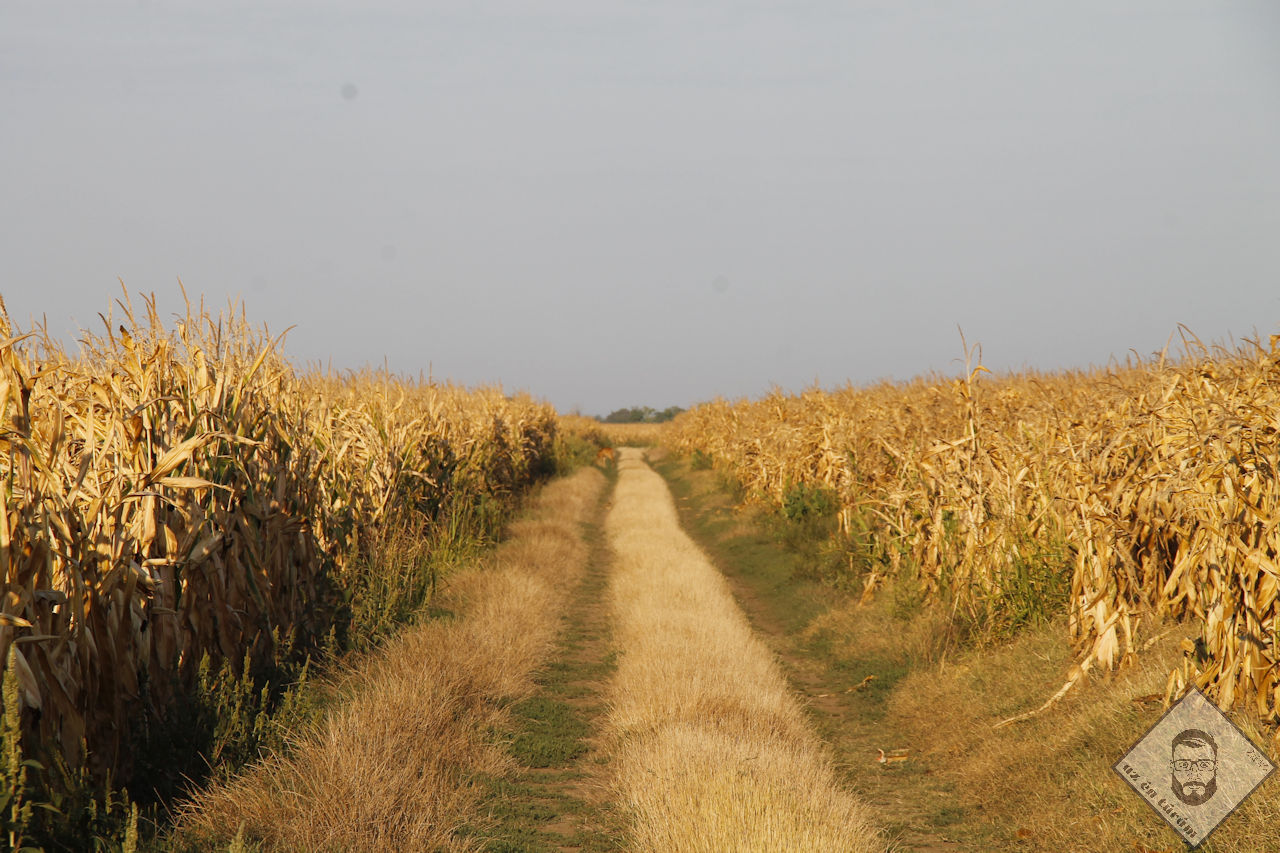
[1169,729,1218,806]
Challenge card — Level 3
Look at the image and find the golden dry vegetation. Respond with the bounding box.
[604,448,881,852]
[0,290,559,788]
[669,335,1280,748]
[596,421,667,448]
[556,413,612,448]
[176,467,605,850]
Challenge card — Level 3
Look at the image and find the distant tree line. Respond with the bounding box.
[600,405,685,424]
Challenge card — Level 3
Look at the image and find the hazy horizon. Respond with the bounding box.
[5,1,1278,415]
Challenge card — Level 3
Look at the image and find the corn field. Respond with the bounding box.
[671,334,1280,746]
[0,292,558,782]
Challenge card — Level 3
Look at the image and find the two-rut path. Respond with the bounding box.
[479,448,884,852]
[186,446,1222,850]
[180,448,962,851]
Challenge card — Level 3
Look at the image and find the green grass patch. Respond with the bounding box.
[510,697,590,768]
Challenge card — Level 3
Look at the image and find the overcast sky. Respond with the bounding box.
[4,1,1279,415]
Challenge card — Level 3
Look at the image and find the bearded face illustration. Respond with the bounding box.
[1171,729,1218,806]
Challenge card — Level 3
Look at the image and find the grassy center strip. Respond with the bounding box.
[471,476,627,852]
[172,467,606,852]
[603,448,883,853]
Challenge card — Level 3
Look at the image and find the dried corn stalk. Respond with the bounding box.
[671,334,1280,746]
[0,291,558,781]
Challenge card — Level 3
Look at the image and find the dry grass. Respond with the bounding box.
[604,448,882,852]
[174,466,605,851]
[810,584,1280,851]
[895,625,1280,851]
[802,583,977,675]
[670,335,1280,742]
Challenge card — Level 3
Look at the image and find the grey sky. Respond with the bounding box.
[4,1,1279,415]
